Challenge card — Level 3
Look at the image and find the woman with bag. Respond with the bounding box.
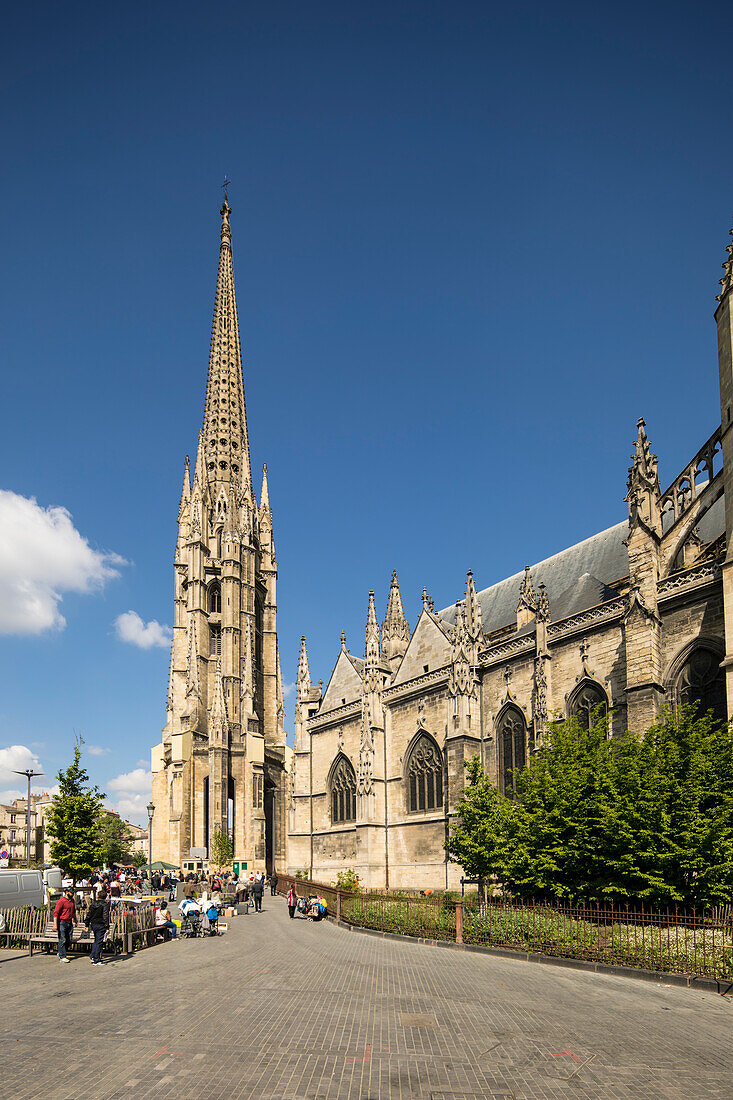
[287,882,297,919]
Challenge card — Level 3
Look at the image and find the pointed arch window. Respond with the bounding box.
[209,582,221,614]
[406,733,443,813]
[210,624,221,657]
[674,647,725,725]
[568,681,607,731]
[330,756,356,824]
[498,706,526,795]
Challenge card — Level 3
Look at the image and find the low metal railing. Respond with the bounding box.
[276,876,733,979]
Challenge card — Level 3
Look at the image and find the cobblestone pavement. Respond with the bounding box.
[1,897,731,1099]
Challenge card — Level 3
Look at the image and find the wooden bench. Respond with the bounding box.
[29,920,104,957]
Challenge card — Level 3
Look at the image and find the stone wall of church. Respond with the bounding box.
[294,574,727,892]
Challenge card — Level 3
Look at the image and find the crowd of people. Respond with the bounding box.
[52,866,285,963]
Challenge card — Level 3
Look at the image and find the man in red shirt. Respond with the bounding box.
[53,887,76,963]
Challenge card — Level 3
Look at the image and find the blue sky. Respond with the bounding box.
[1,2,731,823]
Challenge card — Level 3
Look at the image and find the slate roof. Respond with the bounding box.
[440,493,725,636]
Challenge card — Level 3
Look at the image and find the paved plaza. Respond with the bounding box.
[1,897,731,1099]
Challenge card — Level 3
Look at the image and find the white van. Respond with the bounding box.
[43,867,63,904]
[0,869,44,909]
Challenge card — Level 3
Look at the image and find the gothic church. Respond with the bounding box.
[151,195,288,871]
[288,230,733,891]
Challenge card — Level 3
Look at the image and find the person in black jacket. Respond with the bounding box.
[270,871,278,896]
[252,874,264,912]
[85,888,110,966]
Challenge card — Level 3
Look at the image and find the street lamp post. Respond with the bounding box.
[147,801,155,878]
[13,769,44,867]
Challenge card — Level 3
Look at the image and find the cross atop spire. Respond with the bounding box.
[198,195,251,492]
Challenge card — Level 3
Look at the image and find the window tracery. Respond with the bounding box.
[406,734,443,813]
[674,646,725,724]
[330,755,356,824]
[568,682,607,731]
[209,582,221,614]
[498,705,526,795]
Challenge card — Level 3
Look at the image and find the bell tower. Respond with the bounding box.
[151,192,287,872]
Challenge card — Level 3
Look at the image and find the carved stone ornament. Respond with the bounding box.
[357,701,374,797]
[532,656,548,728]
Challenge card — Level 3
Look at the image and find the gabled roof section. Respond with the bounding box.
[391,608,452,686]
[441,521,630,634]
[320,649,363,711]
[550,573,621,621]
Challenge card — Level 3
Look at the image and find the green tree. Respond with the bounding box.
[508,710,639,902]
[209,826,233,872]
[445,756,516,887]
[97,813,135,867]
[624,705,733,908]
[45,743,104,885]
[446,705,733,910]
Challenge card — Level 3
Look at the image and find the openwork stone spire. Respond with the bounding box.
[209,657,229,743]
[716,228,733,304]
[625,417,661,533]
[199,196,251,490]
[464,569,484,645]
[382,570,410,668]
[365,591,382,693]
[297,635,311,701]
[516,565,538,628]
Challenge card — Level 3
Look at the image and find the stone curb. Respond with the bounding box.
[327,915,732,997]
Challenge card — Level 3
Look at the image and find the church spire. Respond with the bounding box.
[198,194,251,491]
[209,656,229,742]
[716,227,733,304]
[382,570,410,672]
[625,416,661,534]
[297,635,311,701]
[465,569,484,645]
[178,455,191,519]
[260,462,270,513]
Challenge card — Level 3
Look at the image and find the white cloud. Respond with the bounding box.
[0,788,26,804]
[0,744,42,788]
[114,611,172,650]
[108,767,152,794]
[0,490,125,635]
[87,745,110,756]
[0,746,55,806]
[283,681,296,698]
[110,793,151,825]
[107,767,153,828]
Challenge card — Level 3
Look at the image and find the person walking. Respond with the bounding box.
[53,886,76,963]
[85,887,110,967]
[287,882,297,919]
[270,870,278,896]
[252,873,264,913]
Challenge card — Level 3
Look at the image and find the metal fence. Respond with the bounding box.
[277,876,733,979]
